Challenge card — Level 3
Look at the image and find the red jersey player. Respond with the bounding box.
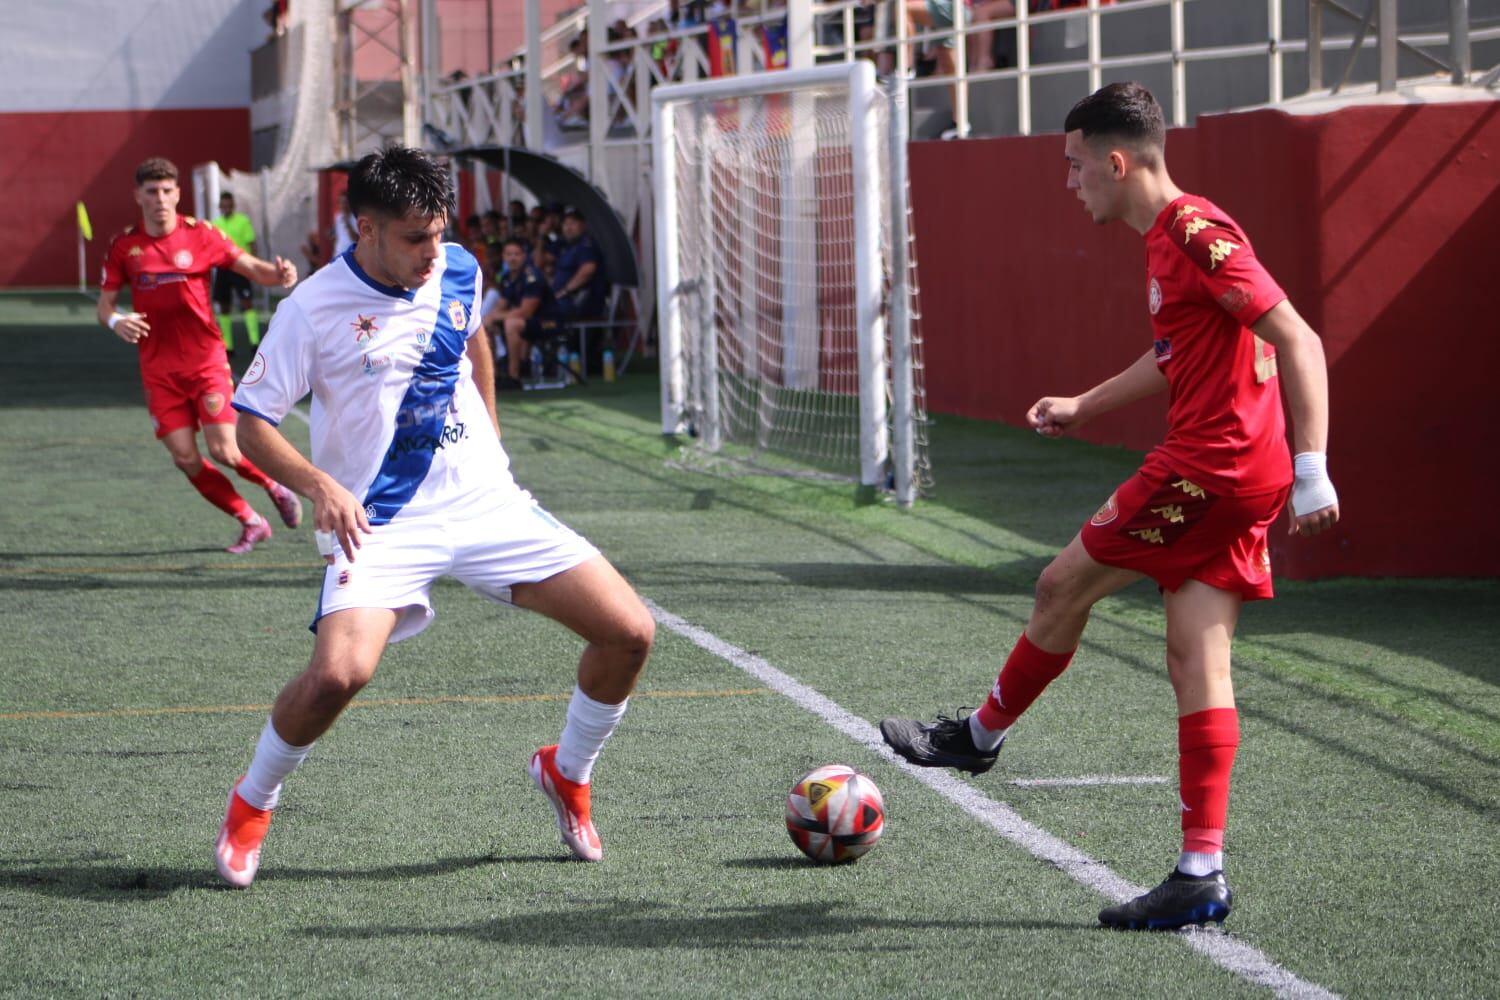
[880,83,1339,930]
[98,158,304,552]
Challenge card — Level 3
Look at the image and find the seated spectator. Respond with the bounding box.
[551,207,608,322]
[464,212,486,256]
[483,237,560,388]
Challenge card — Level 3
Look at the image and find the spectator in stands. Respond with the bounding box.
[509,199,528,231]
[558,35,590,129]
[481,210,503,242]
[552,207,607,323]
[331,192,358,257]
[909,0,1014,75]
[484,236,561,389]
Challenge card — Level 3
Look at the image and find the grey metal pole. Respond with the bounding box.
[1309,0,1323,91]
[1378,0,1397,93]
[524,0,543,149]
[1451,0,1471,85]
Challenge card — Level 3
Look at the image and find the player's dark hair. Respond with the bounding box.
[346,145,455,222]
[1063,82,1165,155]
[135,157,179,186]
[500,236,529,253]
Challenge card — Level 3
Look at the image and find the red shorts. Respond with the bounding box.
[1080,461,1290,601]
[141,362,236,438]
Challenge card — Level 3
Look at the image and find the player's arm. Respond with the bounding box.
[232,252,298,288]
[466,329,501,438]
[97,286,150,343]
[1028,349,1167,437]
[237,412,371,562]
[1252,299,1339,536]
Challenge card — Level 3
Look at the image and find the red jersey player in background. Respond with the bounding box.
[98,157,304,553]
[880,82,1339,930]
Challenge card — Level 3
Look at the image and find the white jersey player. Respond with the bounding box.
[214,146,654,887]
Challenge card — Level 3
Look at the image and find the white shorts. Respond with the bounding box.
[313,493,600,643]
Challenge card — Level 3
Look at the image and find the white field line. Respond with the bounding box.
[1011,775,1169,787]
[646,599,1340,1000]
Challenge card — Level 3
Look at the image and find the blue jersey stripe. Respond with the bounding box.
[361,247,477,524]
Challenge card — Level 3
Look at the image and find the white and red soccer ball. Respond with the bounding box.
[784,764,885,864]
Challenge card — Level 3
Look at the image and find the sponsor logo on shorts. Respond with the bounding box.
[1128,528,1166,545]
[1090,494,1119,527]
[173,249,193,269]
[352,314,379,341]
[1149,503,1185,524]
[1258,545,1271,575]
[336,569,351,588]
[203,393,225,416]
[366,504,378,518]
[1171,477,1207,498]
[242,354,266,385]
[1148,277,1162,315]
[448,300,466,329]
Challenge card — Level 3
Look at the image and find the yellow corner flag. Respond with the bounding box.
[76,201,92,241]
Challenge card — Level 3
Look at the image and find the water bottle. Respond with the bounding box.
[529,345,542,379]
[602,348,616,382]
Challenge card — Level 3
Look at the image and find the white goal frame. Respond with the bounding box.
[652,61,920,505]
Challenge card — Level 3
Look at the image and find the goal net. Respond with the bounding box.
[652,62,930,504]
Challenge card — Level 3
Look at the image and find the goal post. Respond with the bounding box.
[652,61,928,504]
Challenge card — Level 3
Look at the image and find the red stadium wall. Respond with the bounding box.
[910,102,1500,579]
[0,108,251,288]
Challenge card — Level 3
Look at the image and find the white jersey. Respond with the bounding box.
[234,243,521,524]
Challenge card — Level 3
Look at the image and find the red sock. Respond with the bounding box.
[1178,707,1240,854]
[974,632,1075,731]
[186,459,255,522]
[232,458,274,491]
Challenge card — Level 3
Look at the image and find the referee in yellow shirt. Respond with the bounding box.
[211,192,261,355]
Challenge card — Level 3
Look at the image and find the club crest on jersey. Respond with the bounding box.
[336,569,351,588]
[173,249,193,269]
[242,354,267,385]
[1090,493,1119,527]
[1148,277,1162,315]
[351,314,379,341]
[447,300,466,330]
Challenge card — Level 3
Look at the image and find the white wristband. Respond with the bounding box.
[314,529,337,558]
[107,312,123,330]
[1291,451,1337,517]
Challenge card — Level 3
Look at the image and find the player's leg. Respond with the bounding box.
[1098,579,1241,930]
[238,278,261,347]
[159,422,268,551]
[216,608,397,887]
[513,556,653,862]
[503,316,528,380]
[201,387,302,530]
[881,534,1140,772]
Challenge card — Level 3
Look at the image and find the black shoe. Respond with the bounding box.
[879,711,1001,775]
[1099,870,1233,930]
[496,374,523,391]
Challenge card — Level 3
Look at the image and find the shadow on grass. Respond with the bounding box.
[304,899,1089,948]
[0,854,551,902]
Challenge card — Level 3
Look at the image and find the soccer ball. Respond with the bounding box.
[784,764,885,864]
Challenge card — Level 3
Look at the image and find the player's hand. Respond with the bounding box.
[1028,396,1082,438]
[274,255,298,288]
[1289,452,1339,537]
[308,477,371,563]
[111,312,150,343]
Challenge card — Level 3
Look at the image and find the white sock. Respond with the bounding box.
[968,713,1007,752]
[1177,850,1223,877]
[239,718,314,810]
[554,685,628,785]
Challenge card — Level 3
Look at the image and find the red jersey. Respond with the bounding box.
[1143,194,1291,496]
[101,216,242,374]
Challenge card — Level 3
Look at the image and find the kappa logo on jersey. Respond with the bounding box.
[128,245,144,257]
[1181,216,1212,242]
[447,300,466,330]
[1090,493,1119,527]
[1205,238,1241,270]
[1171,204,1203,227]
[242,353,267,385]
[173,249,193,269]
[1148,277,1163,315]
[352,314,379,341]
[203,393,225,416]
